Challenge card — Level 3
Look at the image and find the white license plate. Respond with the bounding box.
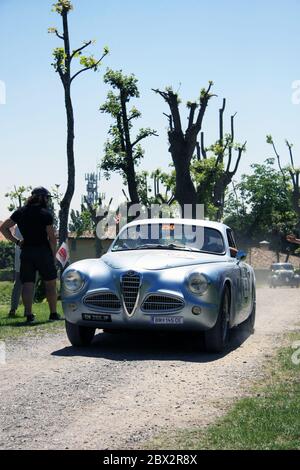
[152,316,183,325]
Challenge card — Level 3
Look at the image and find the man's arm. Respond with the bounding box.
[0,219,21,246]
[286,234,300,245]
[46,225,57,258]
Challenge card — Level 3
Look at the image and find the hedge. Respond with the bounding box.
[0,241,14,269]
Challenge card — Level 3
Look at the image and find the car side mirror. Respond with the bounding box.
[236,250,247,262]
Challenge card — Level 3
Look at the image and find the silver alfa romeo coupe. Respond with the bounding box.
[62,219,256,352]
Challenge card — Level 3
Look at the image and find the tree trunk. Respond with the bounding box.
[59,85,75,245]
[58,10,75,246]
[292,187,300,232]
[169,131,197,212]
[120,92,139,204]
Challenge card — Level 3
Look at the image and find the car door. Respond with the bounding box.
[227,229,251,323]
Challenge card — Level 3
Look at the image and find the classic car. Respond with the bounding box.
[269,262,300,288]
[61,218,256,352]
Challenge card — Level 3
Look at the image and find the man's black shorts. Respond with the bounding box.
[20,245,57,283]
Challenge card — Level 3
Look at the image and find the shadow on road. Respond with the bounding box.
[51,326,252,363]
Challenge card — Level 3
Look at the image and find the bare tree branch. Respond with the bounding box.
[219,98,226,143]
[71,40,92,60]
[195,82,215,132]
[55,30,64,40]
[131,131,158,149]
[163,112,173,130]
[196,141,201,161]
[200,132,207,159]
[187,102,197,130]
[271,141,285,177]
[226,112,237,172]
[230,142,246,176]
[70,50,108,83]
[152,88,182,132]
[286,140,295,169]
[122,189,129,201]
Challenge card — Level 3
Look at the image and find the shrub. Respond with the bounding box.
[0,241,14,269]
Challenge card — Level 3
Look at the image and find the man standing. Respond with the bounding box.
[0,187,60,323]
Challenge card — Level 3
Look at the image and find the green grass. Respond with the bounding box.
[0,282,64,340]
[0,281,14,305]
[144,333,300,450]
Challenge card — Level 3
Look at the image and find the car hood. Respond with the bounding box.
[102,249,226,271]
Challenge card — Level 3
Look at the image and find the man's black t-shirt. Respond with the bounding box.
[11,205,53,247]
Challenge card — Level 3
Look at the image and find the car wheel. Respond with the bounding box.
[204,286,230,353]
[241,286,256,334]
[65,320,95,347]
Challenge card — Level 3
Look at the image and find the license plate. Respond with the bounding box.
[152,316,183,325]
[82,314,112,322]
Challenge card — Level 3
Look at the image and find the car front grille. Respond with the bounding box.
[84,292,121,311]
[278,272,293,280]
[142,294,184,312]
[121,272,141,315]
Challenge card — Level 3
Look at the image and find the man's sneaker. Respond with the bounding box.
[26,314,35,324]
[49,312,61,321]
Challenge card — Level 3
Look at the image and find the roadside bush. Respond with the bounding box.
[0,241,14,269]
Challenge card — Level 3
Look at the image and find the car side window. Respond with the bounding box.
[227,229,237,249]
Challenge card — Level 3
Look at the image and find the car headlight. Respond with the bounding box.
[63,270,85,293]
[187,272,210,295]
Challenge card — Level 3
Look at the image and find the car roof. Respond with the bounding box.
[272,262,293,266]
[124,218,229,232]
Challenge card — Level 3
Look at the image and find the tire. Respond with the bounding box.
[65,320,95,347]
[241,286,256,334]
[204,286,230,353]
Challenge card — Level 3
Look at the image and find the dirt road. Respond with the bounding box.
[0,287,299,450]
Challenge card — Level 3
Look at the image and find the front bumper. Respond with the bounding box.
[62,294,219,332]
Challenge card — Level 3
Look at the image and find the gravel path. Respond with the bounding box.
[0,287,299,450]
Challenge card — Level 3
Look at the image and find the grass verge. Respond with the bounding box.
[0,282,64,340]
[0,303,64,340]
[144,332,300,450]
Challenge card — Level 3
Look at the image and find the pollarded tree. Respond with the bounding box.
[266,135,300,231]
[49,0,108,245]
[152,83,214,210]
[100,69,158,204]
[223,158,297,252]
[197,98,246,221]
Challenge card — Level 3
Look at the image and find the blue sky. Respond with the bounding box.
[0,0,300,220]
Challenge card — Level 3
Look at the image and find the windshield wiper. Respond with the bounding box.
[134,243,201,252]
[166,243,202,252]
[135,244,166,250]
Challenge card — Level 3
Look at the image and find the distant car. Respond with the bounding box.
[61,219,256,353]
[269,263,300,288]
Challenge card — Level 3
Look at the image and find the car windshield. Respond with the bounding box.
[271,263,294,271]
[111,223,225,254]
